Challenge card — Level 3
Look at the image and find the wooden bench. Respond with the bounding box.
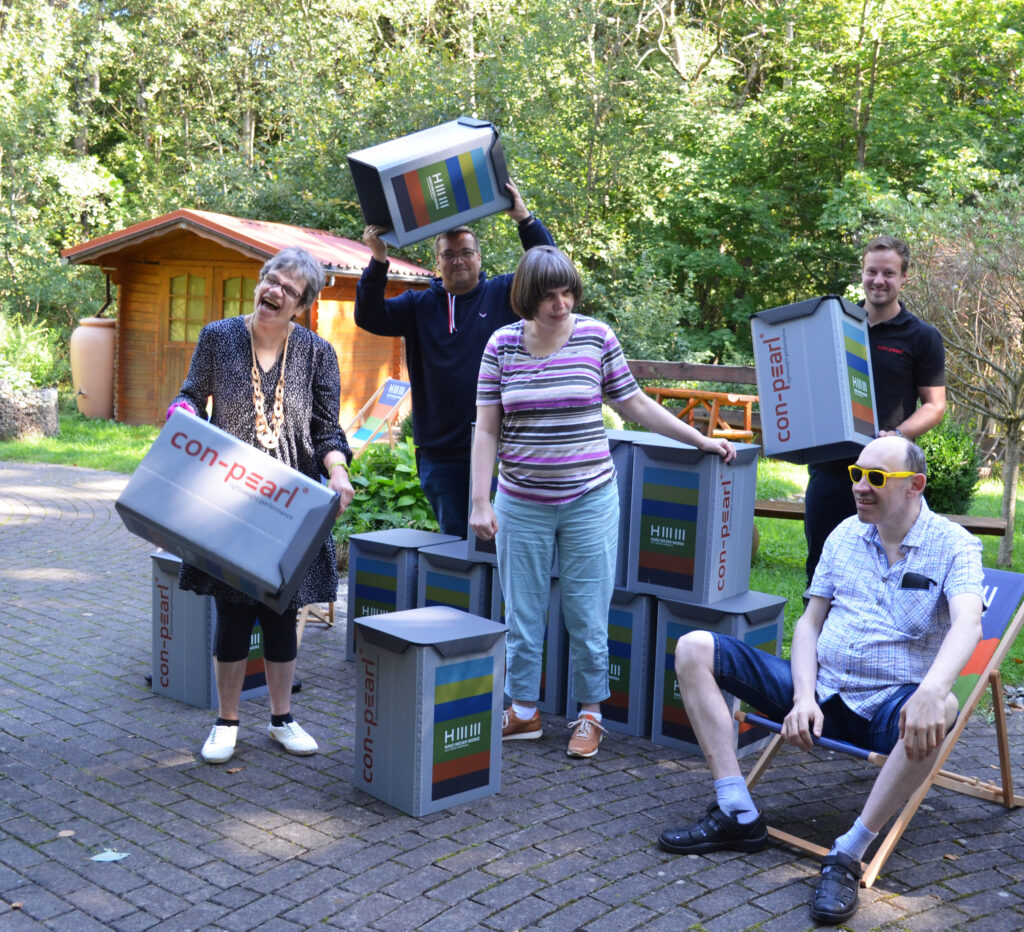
[754,498,1008,536]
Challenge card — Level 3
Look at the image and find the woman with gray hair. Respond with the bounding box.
[168,247,354,764]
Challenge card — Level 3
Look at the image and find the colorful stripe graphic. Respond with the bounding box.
[391,147,494,232]
[424,569,472,611]
[637,465,700,591]
[842,320,875,435]
[352,555,399,616]
[432,657,494,801]
[604,609,634,723]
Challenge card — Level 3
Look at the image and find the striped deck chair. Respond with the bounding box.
[345,379,411,459]
[735,566,1024,887]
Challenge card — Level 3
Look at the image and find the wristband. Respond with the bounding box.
[329,461,349,476]
[517,213,535,227]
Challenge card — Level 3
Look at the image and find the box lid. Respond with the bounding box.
[350,529,461,554]
[661,589,787,624]
[751,293,865,325]
[355,606,505,656]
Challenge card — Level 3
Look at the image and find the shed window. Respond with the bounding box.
[168,274,207,342]
[222,276,256,318]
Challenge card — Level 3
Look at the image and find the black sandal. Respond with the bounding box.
[810,850,862,924]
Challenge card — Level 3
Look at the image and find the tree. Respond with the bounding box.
[905,189,1024,566]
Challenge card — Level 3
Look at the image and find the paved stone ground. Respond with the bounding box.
[1,461,1023,932]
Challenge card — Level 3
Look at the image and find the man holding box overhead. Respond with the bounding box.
[661,436,983,925]
[804,236,946,584]
[356,182,554,536]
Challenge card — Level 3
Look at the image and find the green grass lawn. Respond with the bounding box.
[4,415,1022,686]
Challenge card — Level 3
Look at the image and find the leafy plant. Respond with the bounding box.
[332,438,438,551]
[0,314,65,390]
[918,417,981,515]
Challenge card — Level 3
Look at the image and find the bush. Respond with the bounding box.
[918,418,981,515]
[0,313,65,390]
[332,438,438,552]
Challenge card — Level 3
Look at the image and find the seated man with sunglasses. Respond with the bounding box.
[659,435,984,926]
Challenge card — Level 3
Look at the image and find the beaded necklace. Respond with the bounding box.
[247,316,290,450]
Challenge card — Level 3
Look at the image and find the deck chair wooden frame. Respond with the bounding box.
[345,379,411,459]
[735,566,1024,888]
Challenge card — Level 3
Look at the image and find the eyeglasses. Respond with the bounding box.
[848,465,917,488]
[261,273,302,302]
[438,249,478,263]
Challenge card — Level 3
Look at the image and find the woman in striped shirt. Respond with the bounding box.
[470,246,736,759]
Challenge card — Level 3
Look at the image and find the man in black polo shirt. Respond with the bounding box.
[803,236,946,584]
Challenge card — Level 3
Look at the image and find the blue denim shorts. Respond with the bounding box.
[712,633,919,754]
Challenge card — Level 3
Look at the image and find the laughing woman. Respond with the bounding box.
[469,246,735,759]
[169,247,354,765]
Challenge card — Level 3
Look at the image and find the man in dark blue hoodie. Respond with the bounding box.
[356,182,554,536]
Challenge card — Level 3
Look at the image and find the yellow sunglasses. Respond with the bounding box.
[848,465,917,488]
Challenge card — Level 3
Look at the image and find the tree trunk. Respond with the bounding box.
[997,421,1020,567]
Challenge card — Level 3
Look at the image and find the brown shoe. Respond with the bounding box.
[567,714,607,758]
[502,707,542,740]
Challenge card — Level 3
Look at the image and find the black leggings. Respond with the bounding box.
[213,597,298,664]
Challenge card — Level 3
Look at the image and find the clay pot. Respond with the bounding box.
[70,317,116,418]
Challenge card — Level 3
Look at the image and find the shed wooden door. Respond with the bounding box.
[158,266,259,410]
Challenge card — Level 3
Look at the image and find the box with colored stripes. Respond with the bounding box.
[608,429,649,588]
[354,606,505,816]
[348,117,512,248]
[417,540,492,617]
[117,410,340,613]
[491,567,568,716]
[625,436,759,604]
[565,590,653,736]
[751,295,878,464]
[651,591,786,757]
[346,529,460,660]
[150,550,267,709]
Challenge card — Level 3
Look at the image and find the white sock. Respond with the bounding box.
[512,703,536,720]
[714,775,760,825]
[578,710,602,722]
[833,817,877,861]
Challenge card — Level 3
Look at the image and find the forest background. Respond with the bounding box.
[3,0,1024,475]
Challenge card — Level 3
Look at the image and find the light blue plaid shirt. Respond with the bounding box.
[807,498,984,718]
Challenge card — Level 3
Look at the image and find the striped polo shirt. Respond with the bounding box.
[476,315,640,505]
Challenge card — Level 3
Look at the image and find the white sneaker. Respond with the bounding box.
[201,723,238,764]
[267,720,318,756]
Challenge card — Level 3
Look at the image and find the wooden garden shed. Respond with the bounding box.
[61,208,431,426]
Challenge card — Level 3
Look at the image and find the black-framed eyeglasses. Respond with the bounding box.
[848,465,917,488]
[261,273,302,302]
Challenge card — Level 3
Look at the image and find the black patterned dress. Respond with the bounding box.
[172,315,350,608]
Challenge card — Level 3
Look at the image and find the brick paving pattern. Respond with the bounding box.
[1,461,1023,931]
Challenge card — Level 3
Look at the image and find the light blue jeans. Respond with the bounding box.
[495,481,618,705]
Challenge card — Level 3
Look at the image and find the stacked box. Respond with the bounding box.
[751,295,878,464]
[651,591,786,757]
[348,117,512,248]
[626,436,759,604]
[491,567,568,716]
[566,589,654,736]
[417,540,492,617]
[347,529,460,659]
[354,606,506,816]
[150,551,267,708]
[117,410,340,612]
[607,429,649,588]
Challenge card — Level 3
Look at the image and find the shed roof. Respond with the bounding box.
[61,208,433,281]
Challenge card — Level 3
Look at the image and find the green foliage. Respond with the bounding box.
[918,418,982,515]
[332,438,438,550]
[0,314,66,389]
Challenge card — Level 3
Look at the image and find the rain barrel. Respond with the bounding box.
[70,317,116,418]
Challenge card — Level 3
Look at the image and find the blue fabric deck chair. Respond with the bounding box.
[735,566,1024,888]
[345,379,411,459]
